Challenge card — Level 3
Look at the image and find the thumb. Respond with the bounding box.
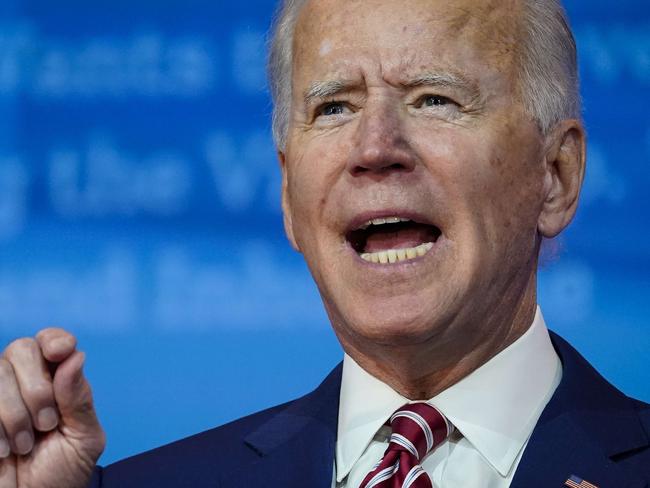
[52,351,105,453]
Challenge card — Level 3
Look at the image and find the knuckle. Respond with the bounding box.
[21,381,52,404]
[0,359,13,377]
[38,327,77,352]
[4,337,37,358]
[36,326,68,341]
[0,406,29,430]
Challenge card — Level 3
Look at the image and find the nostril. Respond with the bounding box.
[351,166,369,175]
[350,162,407,176]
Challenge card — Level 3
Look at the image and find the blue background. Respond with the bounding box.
[0,0,648,465]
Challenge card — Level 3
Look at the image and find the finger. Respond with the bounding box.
[3,338,58,433]
[35,328,77,364]
[0,454,17,488]
[53,351,104,451]
[0,359,34,456]
[0,422,9,459]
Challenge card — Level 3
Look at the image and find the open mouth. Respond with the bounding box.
[346,216,442,264]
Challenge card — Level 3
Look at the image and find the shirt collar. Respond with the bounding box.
[335,306,561,482]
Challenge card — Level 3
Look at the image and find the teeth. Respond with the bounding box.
[359,216,411,229]
[416,244,428,257]
[383,217,402,224]
[360,242,434,265]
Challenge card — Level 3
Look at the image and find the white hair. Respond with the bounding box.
[267,0,581,150]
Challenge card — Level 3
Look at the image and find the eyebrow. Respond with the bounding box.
[303,79,355,106]
[303,70,482,106]
[404,71,475,91]
[403,71,482,103]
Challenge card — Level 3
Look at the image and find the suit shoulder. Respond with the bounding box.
[631,396,650,435]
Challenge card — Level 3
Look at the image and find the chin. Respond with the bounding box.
[337,302,451,348]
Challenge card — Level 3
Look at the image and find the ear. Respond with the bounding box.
[537,120,586,238]
[278,150,300,252]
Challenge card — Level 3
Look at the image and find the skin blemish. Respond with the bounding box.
[320,39,333,56]
[446,7,472,32]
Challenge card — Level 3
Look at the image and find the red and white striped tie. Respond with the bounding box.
[359,402,452,488]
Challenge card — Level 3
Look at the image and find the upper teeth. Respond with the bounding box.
[359,216,410,230]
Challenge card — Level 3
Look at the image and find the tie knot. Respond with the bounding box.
[388,402,452,460]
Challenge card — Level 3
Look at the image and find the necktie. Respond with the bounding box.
[359,402,452,488]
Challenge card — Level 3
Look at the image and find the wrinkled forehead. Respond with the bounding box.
[293,0,523,83]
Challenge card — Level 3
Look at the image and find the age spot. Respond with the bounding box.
[319,40,332,56]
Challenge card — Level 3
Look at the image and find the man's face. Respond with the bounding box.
[281,0,550,353]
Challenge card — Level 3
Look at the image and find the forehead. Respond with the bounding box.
[293,0,522,86]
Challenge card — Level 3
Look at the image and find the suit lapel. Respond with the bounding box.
[511,333,649,488]
[221,364,342,488]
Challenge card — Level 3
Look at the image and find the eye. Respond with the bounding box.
[411,94,462,119]
[316,102,349,118]
[417,94,455,108]
[425,95,448,106]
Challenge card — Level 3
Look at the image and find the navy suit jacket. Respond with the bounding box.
[89,333,650,487]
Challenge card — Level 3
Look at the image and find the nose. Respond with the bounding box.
[347,103,416,177]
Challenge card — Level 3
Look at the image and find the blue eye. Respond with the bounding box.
[423,95,450,107]
[412,94,461,118]
[319,102,345,116]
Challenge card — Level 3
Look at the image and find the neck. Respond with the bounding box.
[337,271,539,400]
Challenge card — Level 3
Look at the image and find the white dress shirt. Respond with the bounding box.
[333,306,562,488]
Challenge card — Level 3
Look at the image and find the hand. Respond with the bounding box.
[0,328,105,488]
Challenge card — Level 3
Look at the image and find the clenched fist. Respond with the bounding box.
[0,328,105,488]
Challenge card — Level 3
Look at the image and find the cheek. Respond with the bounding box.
[484,131,546,230]
[287,170,320,250]
[412,125,544,240]
[286,141,348,245]
[410,128,495,209]
[472,148,546,264]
